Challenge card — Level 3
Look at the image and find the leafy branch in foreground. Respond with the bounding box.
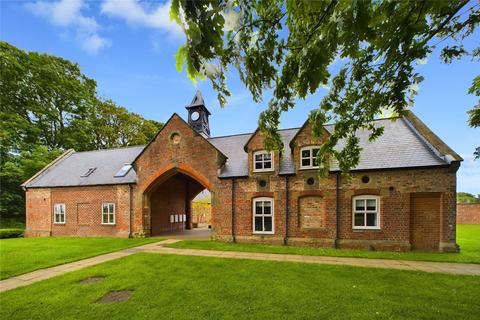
[171,0,480,171]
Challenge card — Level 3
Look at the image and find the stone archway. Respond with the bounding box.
[141,165,213,237]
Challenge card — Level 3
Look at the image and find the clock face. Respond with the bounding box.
[191,111,200,121]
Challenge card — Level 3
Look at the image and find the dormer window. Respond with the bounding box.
[253,151,273,172]
[300,146,320,169]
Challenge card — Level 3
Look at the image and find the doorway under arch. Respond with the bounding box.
[144,170,211,237]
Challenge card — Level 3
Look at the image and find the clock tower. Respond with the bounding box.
[186,90,211,138]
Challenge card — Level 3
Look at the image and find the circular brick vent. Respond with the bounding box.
[306,177,315,185]
[259,179,267,188]
[170,133,181,144]
[361,175,370,184]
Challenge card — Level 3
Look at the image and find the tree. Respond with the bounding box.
[0,42,164,217]
[457,192,480,203]
[171,0,480,172]
[467,77,480,159]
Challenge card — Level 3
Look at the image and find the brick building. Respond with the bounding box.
[23,91,462,252]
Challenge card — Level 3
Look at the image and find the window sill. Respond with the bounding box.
[101,223,116,226]
[253,231,275,235]
[53,223,66,225]
[352,227,381,231]
[253,170,274,173]
[299,167,320,171]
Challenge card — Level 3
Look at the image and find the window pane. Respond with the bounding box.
[255,162,262,169]
[254,217,263,231]
[366,199,376,211]
[263,153,271,161]
[103,214,108,224]
[312,148,319,157]
[355,200,365,211]
[302,159,310,167]
[263,161,271,169]
[109,204,114,213]
[263,204,271,215]
[264,217,272,231]
[103,205,108,214]
[59,205,64,214]
[312,157,318,167]
[255,203,262,215]
[366,213,377,226]
[354,213,364,226]
[255,154,262,161]
[301,149,310,158]
[109,213,114,223]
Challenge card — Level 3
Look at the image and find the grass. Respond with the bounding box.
[0,237,162,279]
[167,224,480,264]
[0,253,478,320]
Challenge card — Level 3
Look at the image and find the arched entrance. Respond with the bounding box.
[142,167,212,238]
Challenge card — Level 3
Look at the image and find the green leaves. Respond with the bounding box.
[0,42,164,217]
[173,0,479,171]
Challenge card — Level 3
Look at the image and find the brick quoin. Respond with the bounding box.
[24,111,461,252]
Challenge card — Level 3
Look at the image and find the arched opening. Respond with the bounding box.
[143,169,212,238]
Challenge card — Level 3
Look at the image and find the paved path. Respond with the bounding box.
[1,239,479,293]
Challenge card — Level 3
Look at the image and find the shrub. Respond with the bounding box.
[0,228,24,239]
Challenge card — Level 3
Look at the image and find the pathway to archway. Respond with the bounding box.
[2,239,479,292]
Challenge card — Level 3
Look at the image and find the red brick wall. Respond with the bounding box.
[25,188,52,237]
[133,114,226,237]
[25,113,459,252]
[26,185,132,237]
[457,203,480,224]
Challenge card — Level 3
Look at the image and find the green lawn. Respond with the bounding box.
[167,224,480,264]
[0,253,478,320]
[0,237,161,279]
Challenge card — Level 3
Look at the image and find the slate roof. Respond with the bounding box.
[23,146,144,188]
[23,116,454,188]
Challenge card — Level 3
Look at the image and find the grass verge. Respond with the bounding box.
[166,224,480,264]
[0,237,162,279]
[0,252,478,320]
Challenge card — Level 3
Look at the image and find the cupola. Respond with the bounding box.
[186,90,211,138]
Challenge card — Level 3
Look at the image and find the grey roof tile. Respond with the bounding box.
[24,117,450,188]
[24,146,144,188]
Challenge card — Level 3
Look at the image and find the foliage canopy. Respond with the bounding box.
[0,42,163,216]
[172,0,480,170]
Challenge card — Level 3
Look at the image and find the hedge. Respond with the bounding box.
[0,229,24,239]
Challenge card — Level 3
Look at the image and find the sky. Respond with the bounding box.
[1,0,479,194]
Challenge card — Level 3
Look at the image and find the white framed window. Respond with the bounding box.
[253,197,274,234]
[102,203,115,225]
[300,146,320,169]
[352,195,380,229]
[253,151,274,172]
[53,203,66,224]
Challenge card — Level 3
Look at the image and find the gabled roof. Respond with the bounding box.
[23,146,144,188]
[132,113,226,165]
[23,114,458,188]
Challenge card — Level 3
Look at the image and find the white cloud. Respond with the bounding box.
[25,0,110,54]
[101,0,183,38]
[81,33,111,54]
